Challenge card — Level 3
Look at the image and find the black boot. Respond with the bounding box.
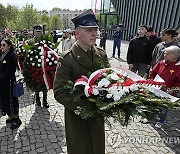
[35,93,41,106]
[42,91,49,108]
[42,100,49,108]
[10,118,22,130]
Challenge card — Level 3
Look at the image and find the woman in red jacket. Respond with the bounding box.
[149,45,180,128]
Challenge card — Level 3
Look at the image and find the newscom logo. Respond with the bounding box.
[107,133,180,148]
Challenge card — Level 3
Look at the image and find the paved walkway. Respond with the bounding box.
[0,40,180,154]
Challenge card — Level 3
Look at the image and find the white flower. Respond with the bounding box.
[38,46,42,50]
[48,41,51,43]
[117,90,124,98]
[93,88,99,95]
[49,62,52,65]
[102,73,107,77]
[98,78,110,88]
[106,94,112,98]
[51,57,54,61]
[35,56,38,59]
[30,51,33,54]
[30,58,33,61]
[39,52,43,55]
[43,40,46,43]
[108,73,120,80]
[32,63,35,66]
[44,44,48,47]
[38,64,41,67]
[47,51,52,54]
[54,61,57,64]
[34,43,39,46]
[27,55,30,57]
[46,59,49,62]
[108,87,118,95]
[50,45,53,48]
[123,87,130,93]
[48,54,51,58]
[41,56,44,59]
[38,59,41,62]
[129,84,139,92]
[113,95,121,101]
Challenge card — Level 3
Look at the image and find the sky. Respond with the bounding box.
[0,0,100,11]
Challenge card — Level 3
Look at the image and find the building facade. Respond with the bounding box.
[100,0,180,40]
[50,9,85,29]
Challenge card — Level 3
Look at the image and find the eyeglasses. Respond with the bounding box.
[1,44,6,47]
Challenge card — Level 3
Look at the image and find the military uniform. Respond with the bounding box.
[34,25,48,107]
[54,42,109,154]
[53,8,109,154]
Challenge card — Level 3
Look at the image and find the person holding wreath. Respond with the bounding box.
[53,9,109,154]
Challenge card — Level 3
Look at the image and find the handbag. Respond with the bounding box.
[13,79,24,97]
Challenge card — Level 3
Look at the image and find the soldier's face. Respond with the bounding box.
[76,27,97,48]
[34,31,42,37]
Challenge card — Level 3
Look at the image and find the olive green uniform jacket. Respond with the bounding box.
[53,43,109,154]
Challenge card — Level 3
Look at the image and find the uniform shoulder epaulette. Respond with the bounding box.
[60,49,72,58]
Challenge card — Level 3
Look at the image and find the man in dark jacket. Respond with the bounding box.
[99,29,107,50]
[145,26,162,56]
[127,25,151,76]
[145,26,162,73]
[112,27,123,58]
[151,28,179,67]
[53,9,109,154]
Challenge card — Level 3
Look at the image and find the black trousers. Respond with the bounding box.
[0,83,19,116]
[100,40,106,50]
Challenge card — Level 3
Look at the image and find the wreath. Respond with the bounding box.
[65,67,180,126]
[23,33,59,92]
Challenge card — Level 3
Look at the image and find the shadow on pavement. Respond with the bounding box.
[151,108,180,153]
[4,107,65,153]
[0,86,66,153]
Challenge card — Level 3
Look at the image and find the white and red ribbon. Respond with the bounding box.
[74,67,179,102]
[39,42,58,90]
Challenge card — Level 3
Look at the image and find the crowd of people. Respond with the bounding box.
[0,8,180,154]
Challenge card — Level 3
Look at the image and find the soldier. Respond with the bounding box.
[27,25,49,108]
[32,25,43,42]
[53,9,109,154]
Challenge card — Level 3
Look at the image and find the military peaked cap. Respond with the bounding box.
[71,9,98,28]
[33,25,43,32]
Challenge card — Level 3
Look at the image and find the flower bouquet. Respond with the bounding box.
[23,33,59,92]
[66,67,180,126]
[15,40,30,71]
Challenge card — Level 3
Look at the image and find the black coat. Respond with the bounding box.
[0,50,18,115]
[127,36,152,65]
